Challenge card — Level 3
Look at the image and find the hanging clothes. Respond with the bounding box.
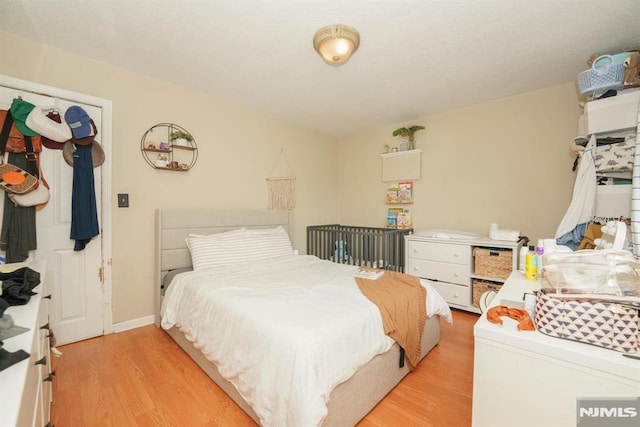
[0,153,37,262]
[555,135,596,245]
[70,144,99,250]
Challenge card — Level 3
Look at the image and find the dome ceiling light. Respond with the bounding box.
[313,24,360,66]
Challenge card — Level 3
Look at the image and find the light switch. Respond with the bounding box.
[118,193,129,208]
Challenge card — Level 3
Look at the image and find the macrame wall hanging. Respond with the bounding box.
[266,149,296,211]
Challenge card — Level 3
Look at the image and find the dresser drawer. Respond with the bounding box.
[407,240,470,265]
[407,258,470,286]
[428,280,471,307]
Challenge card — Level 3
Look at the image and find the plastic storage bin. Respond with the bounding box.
[577,55,625,95]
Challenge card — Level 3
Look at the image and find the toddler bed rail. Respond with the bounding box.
[307,224,412,272]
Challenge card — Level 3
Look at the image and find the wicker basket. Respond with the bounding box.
[472,280,502,308]
[473,247,512,280]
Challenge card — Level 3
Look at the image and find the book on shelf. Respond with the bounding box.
[396,211,412,229]
[386,207,404,228]
[353,266,384,280]
[386,186,399,203]
[397,181,413,203]
[388,207,404,215]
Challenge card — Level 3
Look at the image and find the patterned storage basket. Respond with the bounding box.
[577,55,625,95]
[534,291,639,353]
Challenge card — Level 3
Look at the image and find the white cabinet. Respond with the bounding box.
[0,261,52,427]
[405,234,522,313]
[472,272,639,426]
[584,89,639,135]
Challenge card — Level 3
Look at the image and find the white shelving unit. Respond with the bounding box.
[380,149,422,182]
[585,91,639,220]
[405,234,523,314]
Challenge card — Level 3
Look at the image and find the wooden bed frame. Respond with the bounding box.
[155,208,441,426]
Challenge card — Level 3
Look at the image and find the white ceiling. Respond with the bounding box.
[1,0,639,139]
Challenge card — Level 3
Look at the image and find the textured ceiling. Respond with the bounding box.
[1,0,639,138]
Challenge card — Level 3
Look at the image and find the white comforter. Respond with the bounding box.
[161,254,451,427]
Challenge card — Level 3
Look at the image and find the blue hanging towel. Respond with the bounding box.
[70,144,99,250]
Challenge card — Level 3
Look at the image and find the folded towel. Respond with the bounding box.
[487,305,535,331]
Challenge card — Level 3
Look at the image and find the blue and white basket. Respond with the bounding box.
[577,55,625,95]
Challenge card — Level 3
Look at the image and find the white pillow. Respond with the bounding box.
[186,226,294,270]
[188,227,246,239]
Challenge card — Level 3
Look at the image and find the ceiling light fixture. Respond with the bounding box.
[313,24,360,66]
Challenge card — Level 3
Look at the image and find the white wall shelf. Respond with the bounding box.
[380,149,422,182]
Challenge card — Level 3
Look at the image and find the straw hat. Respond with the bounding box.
[62,141,105,168]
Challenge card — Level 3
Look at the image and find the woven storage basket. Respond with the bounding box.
[577,55,625,95]
[473,247,512,280]
[472,280,502,308]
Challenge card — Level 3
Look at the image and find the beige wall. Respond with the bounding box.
[338,83,582,245]
[0,31,340,323]
[1,30,584,325]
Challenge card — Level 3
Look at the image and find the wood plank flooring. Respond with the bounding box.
[50,309,478,427]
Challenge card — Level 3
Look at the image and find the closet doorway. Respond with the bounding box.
[0,74,112,345]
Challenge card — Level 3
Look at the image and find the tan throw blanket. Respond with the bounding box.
[355,271,427,370]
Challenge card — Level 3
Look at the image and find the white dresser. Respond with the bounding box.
[0,261,52,427]
[473,272,639,427]
[404,234,522,313]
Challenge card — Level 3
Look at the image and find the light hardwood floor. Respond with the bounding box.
[51,309,478,427]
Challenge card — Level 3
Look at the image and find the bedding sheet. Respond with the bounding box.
[161,254,451,427]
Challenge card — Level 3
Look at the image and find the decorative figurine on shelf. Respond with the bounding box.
[392,124,425,150]
[155,153,169,168]
[144,140,158,150]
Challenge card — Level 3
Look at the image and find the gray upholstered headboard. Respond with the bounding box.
[154,208,290,326]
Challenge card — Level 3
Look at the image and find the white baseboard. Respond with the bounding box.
[112,315,155,333]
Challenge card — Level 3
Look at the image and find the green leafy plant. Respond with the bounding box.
[170,130,194,142]
[392,125,425,141]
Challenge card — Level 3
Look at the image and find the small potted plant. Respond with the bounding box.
[170,130,194,147]
[392,124,425,150]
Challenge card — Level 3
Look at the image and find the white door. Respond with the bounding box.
[0,77,111,345]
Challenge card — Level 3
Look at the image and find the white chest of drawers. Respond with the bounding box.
[405,234,522,313]
[473,272,639,426]
[0,261,52,427]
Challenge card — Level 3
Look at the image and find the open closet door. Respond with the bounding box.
[0,75,112,345]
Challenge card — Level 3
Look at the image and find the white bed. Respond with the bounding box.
[155,208,451,426]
